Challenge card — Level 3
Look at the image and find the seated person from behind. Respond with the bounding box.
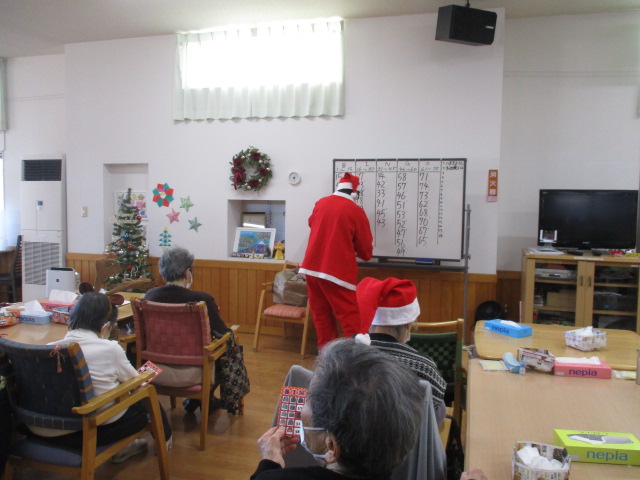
[252,338,424,479]
[42,292,172,463]
[144,246,228,412]
[356,276,447,425]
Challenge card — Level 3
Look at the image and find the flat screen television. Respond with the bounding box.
[537,189,639,250]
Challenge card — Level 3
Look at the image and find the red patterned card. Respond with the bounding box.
[277,386,308,438]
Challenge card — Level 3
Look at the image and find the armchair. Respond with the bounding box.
[132,299,233,450]
[0,338,169,480]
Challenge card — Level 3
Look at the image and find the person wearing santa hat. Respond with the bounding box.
[299,172,373,349]
[355,276,447,425]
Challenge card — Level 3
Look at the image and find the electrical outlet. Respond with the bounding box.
[81,206,88,217]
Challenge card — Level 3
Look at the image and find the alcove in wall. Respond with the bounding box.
[227,200,285,258]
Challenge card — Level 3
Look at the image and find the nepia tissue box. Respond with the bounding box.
[553,358,612,379]
[553,430,640,465]
[484,319,532,338]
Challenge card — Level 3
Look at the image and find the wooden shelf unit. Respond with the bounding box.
[521,249,640,334]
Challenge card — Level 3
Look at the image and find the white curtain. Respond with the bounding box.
[174,19,344,120]
[0,58,7,131]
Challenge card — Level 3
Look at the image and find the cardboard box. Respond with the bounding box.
[553,360,611,379]
[518,348,555,372]
[512,441,571,480]
[484,319,532,338]
[547,291,576,308]
[553,430,640,466]
[19,312,52,325]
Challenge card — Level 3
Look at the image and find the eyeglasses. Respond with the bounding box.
[299,425,327,466]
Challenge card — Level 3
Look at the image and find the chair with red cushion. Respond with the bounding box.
[253,262,311,358]
[132,299,231,451]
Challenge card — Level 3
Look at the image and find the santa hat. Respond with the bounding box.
[337,172,361,192]
[356,277,420,331]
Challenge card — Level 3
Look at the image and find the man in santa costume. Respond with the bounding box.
[356,276,447,425]
[299,172,373,349]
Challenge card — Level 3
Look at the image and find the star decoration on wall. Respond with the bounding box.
[180,196,194,212]
[166,208,180,223]
[188,217,202,232]
[152,183,174,207]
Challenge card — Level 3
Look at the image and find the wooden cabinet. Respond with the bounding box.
[521,249,640,333]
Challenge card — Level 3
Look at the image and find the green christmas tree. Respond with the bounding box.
[105,188,152,288]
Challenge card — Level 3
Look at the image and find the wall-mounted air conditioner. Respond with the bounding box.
[20,157,67,301]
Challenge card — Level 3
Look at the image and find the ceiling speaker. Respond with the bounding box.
[435,5,497,46]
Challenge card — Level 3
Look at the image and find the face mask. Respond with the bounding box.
[186,269,193,289]
[299,426,327,466]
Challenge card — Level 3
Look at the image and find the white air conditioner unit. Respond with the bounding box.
[20,157,67,301]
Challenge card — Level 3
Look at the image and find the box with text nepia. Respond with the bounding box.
[553,430,640,465]
[553,360,611,379]
[484,319,532,338]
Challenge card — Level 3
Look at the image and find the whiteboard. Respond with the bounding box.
[333,159,466,261]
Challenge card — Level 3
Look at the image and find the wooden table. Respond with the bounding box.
[474,321,640,370]
[465,359,640,479]
[1,292,144,346]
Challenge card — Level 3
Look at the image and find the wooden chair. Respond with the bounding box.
[253,261,311,358]
[407,318,465,427]
[0,235,22,303]
[0,338,169,480]
[132,299,233,451]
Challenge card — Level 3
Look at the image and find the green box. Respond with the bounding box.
[553,429,640,466]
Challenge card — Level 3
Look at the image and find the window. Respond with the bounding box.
[174,18,344,120]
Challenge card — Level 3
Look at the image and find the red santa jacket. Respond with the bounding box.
[299,192,373,290]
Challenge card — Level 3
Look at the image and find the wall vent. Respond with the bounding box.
[22,159,62,181]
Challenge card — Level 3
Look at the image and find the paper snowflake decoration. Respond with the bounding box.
[188,217,202,232]
[180,196,194,212]
[166,208,180,223]
[152,183,174,207]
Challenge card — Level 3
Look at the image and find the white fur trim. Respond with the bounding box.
[354,333,371,346]
[337,181,353,190]
[371,298,420,326]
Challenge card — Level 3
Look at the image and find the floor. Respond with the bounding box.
[10,335,317,480]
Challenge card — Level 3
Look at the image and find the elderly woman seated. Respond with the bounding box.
[252,338,487,480]
[356,277,447,425]
[145,246,231,413]
[252,338,424,479]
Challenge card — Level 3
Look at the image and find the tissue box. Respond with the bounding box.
[564,328,607,351]
[512,441,571,480]
[40,301,75,312]
[553,430,640,466]
[19,312,52,325]
[51,307,72,325]
[0,315,19,327]
[553,360,611,379]
[518,348,555,372]
[484,319,532,338]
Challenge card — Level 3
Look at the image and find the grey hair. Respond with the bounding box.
[308,338,424,479]
[158,247,194,282]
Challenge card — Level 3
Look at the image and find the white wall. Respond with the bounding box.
[61,11,505,273]
[498,11,640,270]
[8,10,638,275]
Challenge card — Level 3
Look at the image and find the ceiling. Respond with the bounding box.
[1,0,639,58]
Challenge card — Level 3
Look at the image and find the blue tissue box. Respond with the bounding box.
[484,319,532,338]
[19,312,52,325]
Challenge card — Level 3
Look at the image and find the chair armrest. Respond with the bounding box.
[72,370,155,415]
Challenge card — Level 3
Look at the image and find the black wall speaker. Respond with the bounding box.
[435,5,497,46]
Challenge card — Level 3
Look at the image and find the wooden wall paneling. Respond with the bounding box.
[497,270,521,321]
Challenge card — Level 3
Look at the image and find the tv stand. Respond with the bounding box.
[521,249,640,333]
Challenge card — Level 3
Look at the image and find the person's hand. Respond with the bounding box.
[257,426,300,467]
[460,468,488,480]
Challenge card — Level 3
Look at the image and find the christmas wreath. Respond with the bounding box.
[230,147,273,192]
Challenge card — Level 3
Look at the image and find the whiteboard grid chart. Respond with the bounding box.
[333,159,466,261]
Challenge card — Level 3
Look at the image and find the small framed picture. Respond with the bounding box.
[242,212,267,228]
[233,227,276,258]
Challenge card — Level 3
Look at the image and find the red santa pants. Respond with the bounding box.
[306,276,361,349]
